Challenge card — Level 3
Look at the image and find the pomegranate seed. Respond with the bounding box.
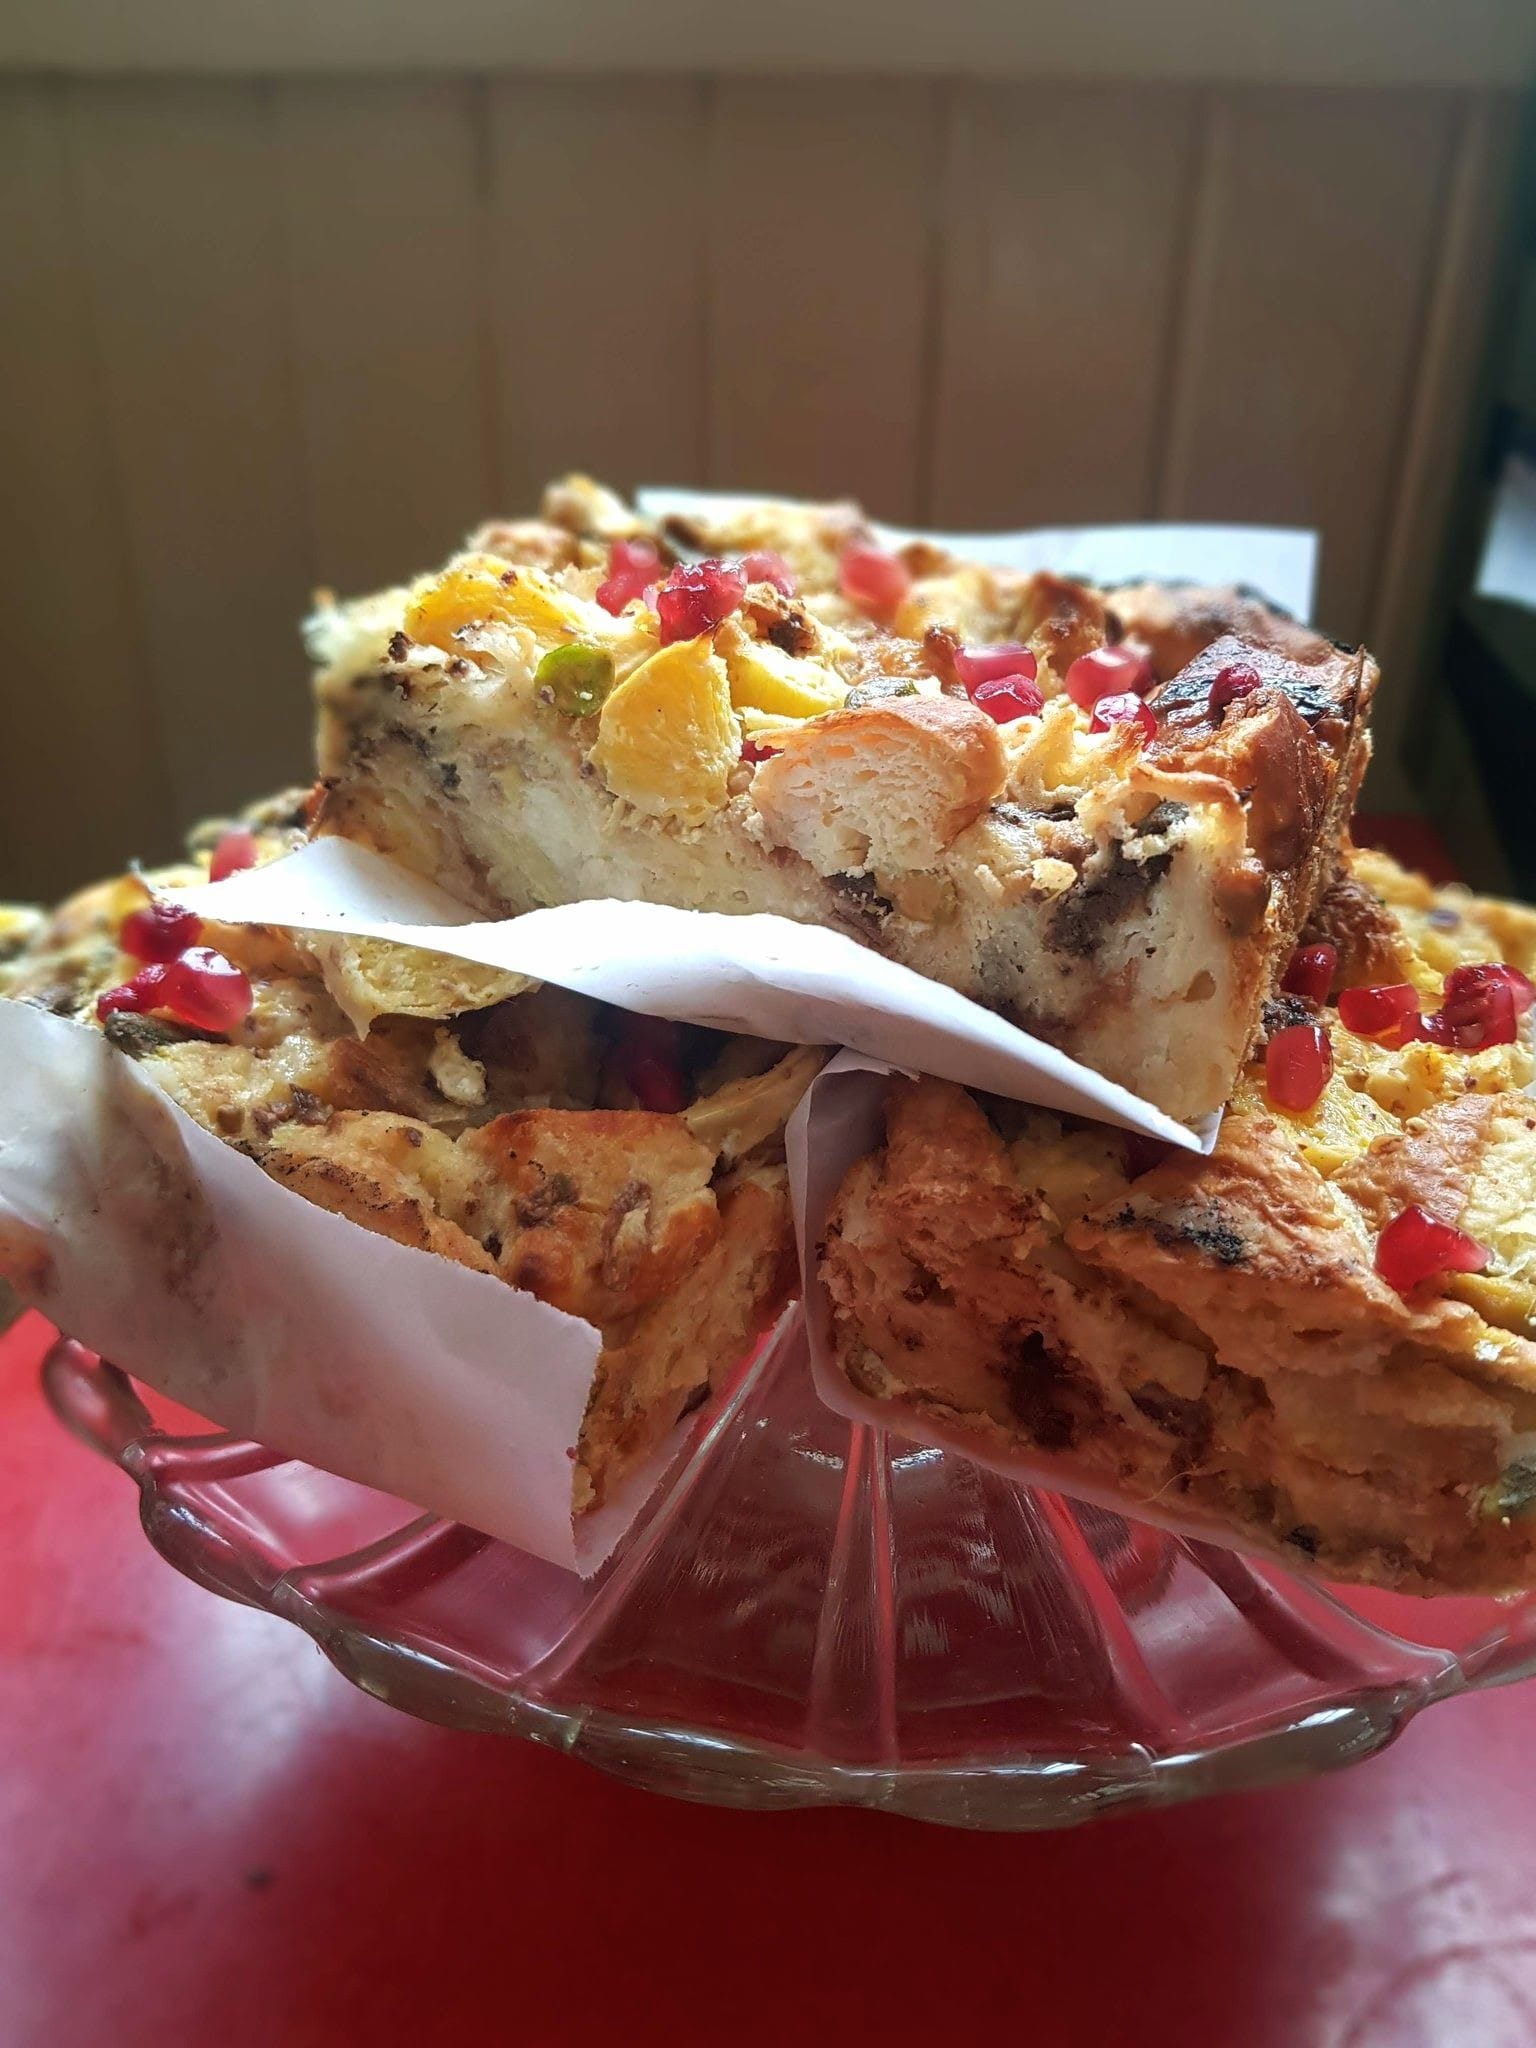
[159,948,254,1033]
[1208,661,1263,716]
[1444,961,1535,1019]
[953,644,1038,691]
[626,1054,688,1113]
[1122,1134,1173,1179]
[739,549,795,596]
[1281,943,1337,1003]
[1265,1022,1332,1111]
[1414,1009,1456,1047]
[94,946,252,1033]
[120,900,203,964]
[1337,982,1419,1039]
[1065,645,1153,710]
[1430,977,1519,1050]
[655,560,746,645]
[613,1015,688,1112]
[1089,692,1157,742]
[972,675,1045,725]
[1375,1204,1489,1296]
[209,828,257,883]
[595,537,662,615]
[97,964,167,1020]
[838,544,911,620]
[740,736,779,765]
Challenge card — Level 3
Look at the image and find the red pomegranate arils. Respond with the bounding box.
[97,964,168,1020]
[625,1054,689,1114]
[953,643,1038,691]
[1432,977,1519,1050]
[972,675,1045,725]
[655,560,746,646]
[94,946,252,1034]
[740,736,779,765]
[1443,961,1535,1019]
[1281,943,1337,1003]
[1089,692,1157,742]
[1208,661,1263,716]
[209,828,257,883]
[1375,1204,1489,1296]
[1265,1022,1332,1111]
[1336,982,1419,1039]
[739,549,795,596]
[119,900,203,964]
[1122,1134,1173,1179]
[1065,645,1153,710]
[838,544,911,621]
[159,948,254,1033]
[613,1015,688,1112]
[595,537,662,616]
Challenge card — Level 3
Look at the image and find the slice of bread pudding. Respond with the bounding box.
[308,478,1372,1125]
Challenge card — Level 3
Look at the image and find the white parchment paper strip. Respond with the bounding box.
[174,838,1215,1153]
[637,488,1319,624]
[0,1002,722,1575]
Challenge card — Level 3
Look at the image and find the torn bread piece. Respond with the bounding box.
[819,851,1536,1594]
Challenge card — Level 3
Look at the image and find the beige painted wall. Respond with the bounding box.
[0,71,1521,897]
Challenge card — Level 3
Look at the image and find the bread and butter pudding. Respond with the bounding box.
[0,801,813,1512]
[308,477,1372,1125]
[820,848,1536,1593]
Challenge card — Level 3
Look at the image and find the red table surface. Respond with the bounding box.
[8,814,1536,2048]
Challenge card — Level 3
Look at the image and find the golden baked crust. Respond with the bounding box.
[1106,579,1333,675]
[309,478,1372,1124]
[459,1108,720,1322]
[821,852,1536,1593]
[0,805,818,1513]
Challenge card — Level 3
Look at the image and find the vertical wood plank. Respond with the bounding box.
[275,78,496,593]
[65,78,314,834]
[705,78,941,521]
[1365,90,1522,797]
[485,77,708,509]
[930,82,1202,529]
[0,80,175,898]
[1156,86,1462,644]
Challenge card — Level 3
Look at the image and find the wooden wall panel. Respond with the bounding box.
[64,80,315,830]
[930,83,1201,528]
[0,72,1519,900]
[0,81,174,898]
[275,79,495,594]
[485,77,708,508]
[1155,86,1462,643]
[704,79,940,521]
[1365,93,1522,798]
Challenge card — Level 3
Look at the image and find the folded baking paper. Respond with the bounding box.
[0,1000,736,1575]
[637,488,1319,624]
[171,837,1216,1153]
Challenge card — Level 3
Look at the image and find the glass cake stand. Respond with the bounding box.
[40,1320,1536,1832]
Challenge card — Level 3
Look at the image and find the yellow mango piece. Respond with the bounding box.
[738,706,804,739]
[500,568,597,643]
[405,557,594,656]
[724,637,844,720]
[592,640,739,824]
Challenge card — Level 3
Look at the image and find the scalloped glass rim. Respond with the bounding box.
[40,1323,1536,1832]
